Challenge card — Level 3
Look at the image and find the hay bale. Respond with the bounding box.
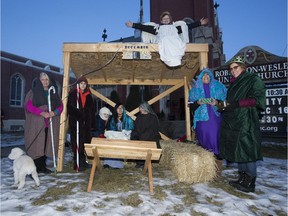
[159,140,216,184]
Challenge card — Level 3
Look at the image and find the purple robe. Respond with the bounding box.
[195,84,221,155]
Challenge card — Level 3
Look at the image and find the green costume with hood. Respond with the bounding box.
[220,71,266,162]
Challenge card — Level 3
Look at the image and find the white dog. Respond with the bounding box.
[8,147,40,189]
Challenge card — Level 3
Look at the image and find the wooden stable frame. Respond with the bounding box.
[57,42,208,171]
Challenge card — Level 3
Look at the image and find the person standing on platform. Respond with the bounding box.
[125,11,208,67]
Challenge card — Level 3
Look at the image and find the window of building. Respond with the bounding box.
[10,74,24,107]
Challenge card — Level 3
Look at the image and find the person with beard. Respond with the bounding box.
[67,76,94,171]
[24,72,63,174]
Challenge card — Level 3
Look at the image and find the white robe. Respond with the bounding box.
[157,24,186,67]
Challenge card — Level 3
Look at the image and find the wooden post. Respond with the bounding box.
[143,150,153,194]
[200,51,208,69]
[87,148,100,192]
[184,76,192,141]
[57,51,70,172]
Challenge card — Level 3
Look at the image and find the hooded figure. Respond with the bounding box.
[67,76,94,171]
[189,69,227,177]
[103,103,134,169]
[94,106,112,138]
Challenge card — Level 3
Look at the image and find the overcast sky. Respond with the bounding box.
[1,0,287,67]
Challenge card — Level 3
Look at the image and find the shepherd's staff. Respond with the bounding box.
[48,86,57,175]
[76,83,80,172]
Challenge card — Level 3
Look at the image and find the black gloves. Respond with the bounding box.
[217,101,239,112]
[224,101,239,112]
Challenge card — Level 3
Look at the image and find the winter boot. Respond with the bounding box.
[80,154,92,169]
[34,156,52,174]
[233,172,256,193]
[33,157,43,173]
[215,159,222,178]
[229,171,245,187]
[73,155,86,171]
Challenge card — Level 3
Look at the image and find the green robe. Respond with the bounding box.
[220,71,266,162]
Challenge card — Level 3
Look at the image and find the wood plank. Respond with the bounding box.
[87,78,184,85]
[144,150,153,193]
[85,145,162,161]
[90,138,157,148]
[184,76,192,141]
[63,43,208,53]
[57,51,71,172]
[87,147,100,192]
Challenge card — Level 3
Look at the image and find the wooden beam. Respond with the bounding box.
[90,88,115,108]
[57,51,70,172]
[87,78,184,86]
[143,150,153,194]
[148,81,184,105]
[87,147,100,192]
[63,43,208,53]
[199,51,208,69]
[184,76,191,141]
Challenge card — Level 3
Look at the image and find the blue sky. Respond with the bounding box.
[1,0,287,68]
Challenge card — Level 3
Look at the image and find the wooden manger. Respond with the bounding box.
[58,42,209,172]
[85,138,162,193]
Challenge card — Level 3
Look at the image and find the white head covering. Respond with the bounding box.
[99,107,112,120]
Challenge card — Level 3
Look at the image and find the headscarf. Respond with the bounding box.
[109,103,134,131]
[32,72,61,110]
[189,68,227,128]
[139,101,156,115]
[99,107,112,121]
[76,76,91,107]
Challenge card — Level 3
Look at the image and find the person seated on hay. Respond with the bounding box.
[188,68,227,177]
[125,11,208,67]
[131,101,161,168]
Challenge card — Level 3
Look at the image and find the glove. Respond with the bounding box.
[217,101,238,112]
[224,101,239,112]
[216,101,226,112]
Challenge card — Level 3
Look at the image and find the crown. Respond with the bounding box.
[230,56,245,64]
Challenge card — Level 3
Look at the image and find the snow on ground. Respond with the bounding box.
[0,132,287,216]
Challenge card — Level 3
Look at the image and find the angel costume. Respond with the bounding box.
[132,20,202,67]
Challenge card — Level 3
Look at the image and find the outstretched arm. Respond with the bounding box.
[125,21,157,35]
[186,17,209,30]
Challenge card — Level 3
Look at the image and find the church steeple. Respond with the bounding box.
[134,0,144,38]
